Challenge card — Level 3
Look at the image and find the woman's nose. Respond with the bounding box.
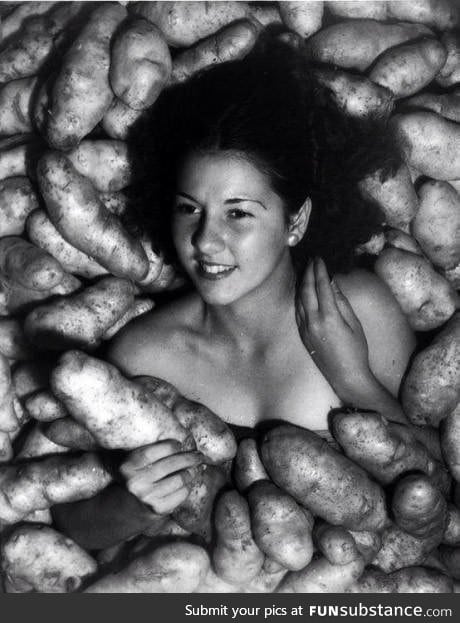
[191,217,225,255]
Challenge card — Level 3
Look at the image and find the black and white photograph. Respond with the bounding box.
[0,0,459,601]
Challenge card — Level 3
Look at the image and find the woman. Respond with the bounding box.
[106,32,417,517]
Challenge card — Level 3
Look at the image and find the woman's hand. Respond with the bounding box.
[295,257,373,404]
[120,440,204,515]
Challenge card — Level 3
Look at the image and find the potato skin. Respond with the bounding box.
[260,424,388,531]
[0,177,40,238]
[279,554,365,593]
[234,438,269,492]
[441,405,460,482]
[279,1,323,38]
[401,313,460,427]
[391,566,453,593]
[372,524,438,573]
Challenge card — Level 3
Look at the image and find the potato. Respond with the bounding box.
[391,566,453,593]
[134,375,181,410]
[85,541,209,593]
[386,0,459,30]
[412,180,460,270]
[234,437,269,492]
[279,554,365,593]
[101,98,144,141]
[172,464,227,541]
[358,164,418,232]
[98,191,129,217]
[198,568,241,593]
[172,397,237,465]
[355,232,386,256]
[1,525,97,593]
[374,247,458,331]
[305,20,432,71]
[278,1,323,38]
[110,19,171,110]
[444,504,460,545]
[247,480,314,571]
[0,177,39,238]
[0,431,13,463]
[314,68,393,119]
[45,3,127,151]
[327,1,388,20]
[43,418,98,451]
[37,152,149,281]
[0,318,33,360]
[260,424,388,531]
[12,360,52,403]
[441,404,460,482]
[347,568,397,593]
[0,353,16,433]
[372,524,438,573]
[16,423,70,460]
[439,546,460,580]
[0,452,112,524]
[0,77,37,136]
[213,489,265,584]
[0,2,57,41]
[386,229,422,255]
[102,298,155,341]
[392,474,447,540]
[0,141,32,180]
[66,140,135,193]
[50,350,187,450]
[369,38,446,99]
[171,19,258,84]
[129,1,248,47]
[331,411,445,486]
[26,209,109,279]
[24,276,136,350]
[0,236,66,292]
[248,4,281,27]
[437,31,460,87]
[401,313,460,427]
[25,390,67,422]
[314,524,360,566]
[404,90,460,124]
[349,530,382,564]
[392,111,460,180]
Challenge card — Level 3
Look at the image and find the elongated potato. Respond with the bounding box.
[102,298,155,341]
[373,524,439,573]
[0,318,33,360]
[171,19,258,84]
[24,277,136,350]
[0,352,17,433]
[261,424,388,531]
[279,1,323,38]
[234,437,269,492]
[314,68,393,119]
[248,480,314,571]
[43,418,98,451]
[86,541,209,593]
[101,98,144,140]
[51,350,187,449]
[213,489,265,584]
[248,4,281,26]
[0,2,57,41]
[402,313,460,427]
[412,180,460,270]
[134,375,180,410]
[391,566,453,593]
[358,164,418,232]
[37,152,149,281]
[45,3,127,150]
[0,237,65,292]
[327,1,388,20]
[279,554,365,593]
[392,474,447,540]
[1,525,97,593]
[392,111,460,180]
[129,1,248,47]
[437,31,460,87]
[305,20,431,71]
[25,390,67,422]
[26,209,109,279]
[369,38,446,98]
[374,248,458,331]
[0,452,112,524]
[404,90,460,124]
[172,397,237,465]
[0,77,37,136]
[66,140,134,193]
[110,19,171,110]
[16,424,70,460]
[441,405,460,482]
[387,0,459,30]
[0,177,39,238]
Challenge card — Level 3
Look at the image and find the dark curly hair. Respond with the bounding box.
[128,27,400,277]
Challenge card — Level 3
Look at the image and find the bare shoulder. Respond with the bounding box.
[335,268,416,396]
[106,292,203,378]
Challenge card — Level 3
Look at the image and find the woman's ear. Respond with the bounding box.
[287,198,311,246]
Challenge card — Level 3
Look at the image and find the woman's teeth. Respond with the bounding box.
[199,261,235,275]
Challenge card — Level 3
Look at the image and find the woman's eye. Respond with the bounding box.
[174,203,200,215]
[228,208,253,220]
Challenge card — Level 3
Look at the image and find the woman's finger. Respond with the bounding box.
[120,440,183,476]
[331,280,362,331]
[130,450,203,485]
[299,258,319,318]
[144,485,191,515]
[127,470,185,499]
[315,257,338,317]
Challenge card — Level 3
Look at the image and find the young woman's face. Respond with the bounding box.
[172,151,294,306]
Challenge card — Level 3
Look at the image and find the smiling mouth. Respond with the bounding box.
[196,260,236,280]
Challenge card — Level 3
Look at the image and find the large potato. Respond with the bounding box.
[278,1,323,38]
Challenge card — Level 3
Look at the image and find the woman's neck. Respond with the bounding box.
[200,256,297,351]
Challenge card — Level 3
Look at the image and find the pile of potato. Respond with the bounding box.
[0,0,459,593]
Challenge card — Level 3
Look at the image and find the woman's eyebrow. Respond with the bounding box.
[225,197,267,209]
[176,191,200,202]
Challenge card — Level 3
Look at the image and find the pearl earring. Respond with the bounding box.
[288,233,298,246]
